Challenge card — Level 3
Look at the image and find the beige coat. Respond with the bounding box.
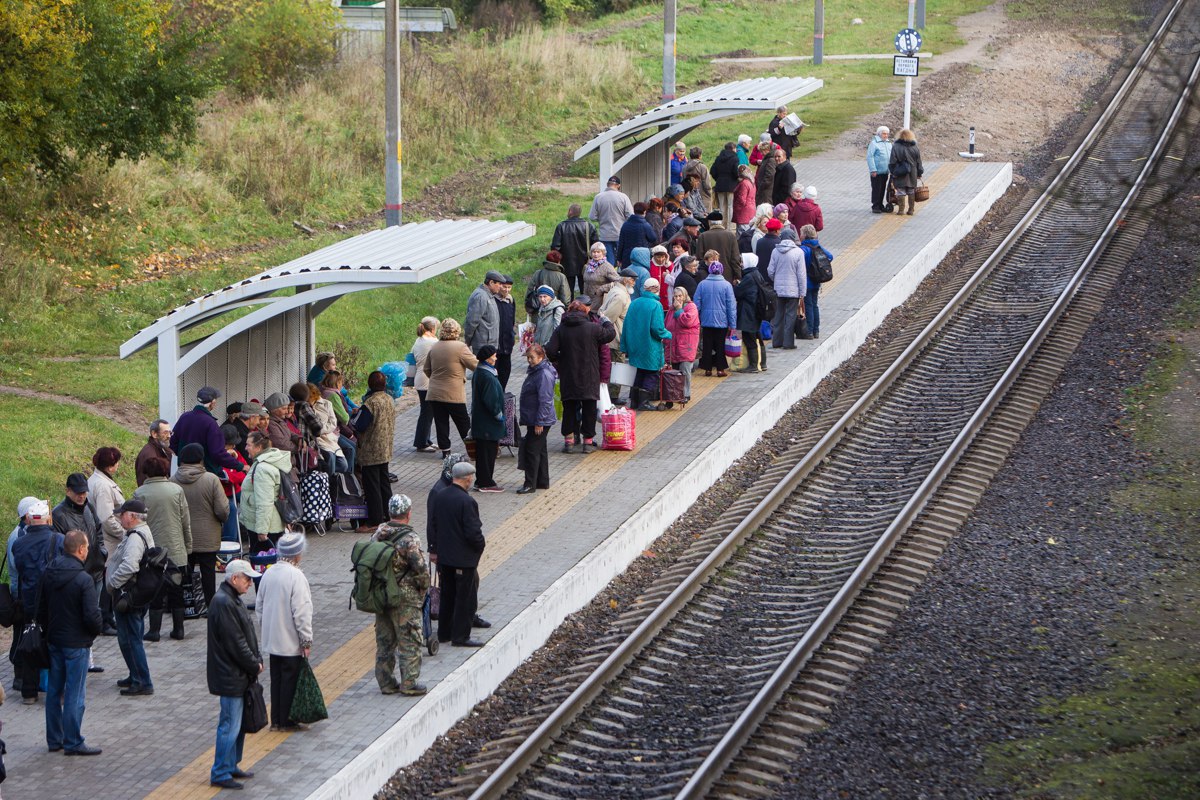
[172,464,230,554]
[422,340,479,404]
[88,468,126,562]
[356,390,397,467]
[600,283,632,352]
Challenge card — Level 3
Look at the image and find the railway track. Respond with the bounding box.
[448,3,1200,798]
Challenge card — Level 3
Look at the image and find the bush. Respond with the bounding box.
[218,0,339,97]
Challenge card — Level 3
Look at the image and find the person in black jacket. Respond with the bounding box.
[13,501,65,703]
[550,204,599,296]
[710,142,741,226]
[207,560,263,790]
[545,302,616,453]
[39,530,103,755]
[430,463,486,648]
[772,148,798,206]
[52,472,108,673]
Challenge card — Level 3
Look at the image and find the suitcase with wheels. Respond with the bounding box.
[658,368,686,406]
[299,469,331,535]
[499,391,520,452]
[332,473,368,528]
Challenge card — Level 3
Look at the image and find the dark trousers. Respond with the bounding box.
[496,353,512,390]
[100,584,116,629]
[474,439,499,488]
[871,172,890,210]
[431,401,471,452]
[565,269,584,296]
[699,327,729,371]
[521,425,550,489]
[269,654,303,728]
[771,296,801,348]
[413,390,434,448]
[436,565,478,645]
[561,398,597,441]
[189,551,218,608]
[629,368,659,409]
[742,329,767,370]
[804,283,821,337]
[361,462,390,525]
[17,622,41,699]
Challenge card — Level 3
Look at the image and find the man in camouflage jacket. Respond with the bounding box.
[372,494,431,695]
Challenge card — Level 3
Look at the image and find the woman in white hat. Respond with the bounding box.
[256,530,313,732]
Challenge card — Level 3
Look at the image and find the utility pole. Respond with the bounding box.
[916,0,926,28]
[813,0,824,66]
[384,0,403,226]
[663,0,676,102]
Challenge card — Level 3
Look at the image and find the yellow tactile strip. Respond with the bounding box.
[145,162,966,798]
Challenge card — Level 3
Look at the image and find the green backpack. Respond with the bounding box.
[349,540,402,614]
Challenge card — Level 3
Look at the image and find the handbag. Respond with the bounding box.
[724,333,742,359]
[242,679,268,734]
[289,658,328,724]
[15,619,49,670]
[914,180,930,203]
[428,564,441,621]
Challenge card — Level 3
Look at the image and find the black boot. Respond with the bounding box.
[169,608,186,640]
[144,610,162,642]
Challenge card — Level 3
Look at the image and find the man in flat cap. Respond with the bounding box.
[464,271,503,353]
[493,274,518,390]
[429,463,486,648]
[370,495,431,695]
[172,386,244,478]
[106,499,156,696]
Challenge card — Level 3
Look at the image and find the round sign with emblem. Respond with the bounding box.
[894,28,923,55]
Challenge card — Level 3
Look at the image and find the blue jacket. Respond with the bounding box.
[670,154,687,187]
[617,215,658,268]
[621,289,673,371]
[628,247,653,296]
[661,215,684,244]
[519,358,558,427]
[867,134,893,174]
[11,524,64,617]
[800,238,834,285]
[693,274,737,329]
[470,364,506,441]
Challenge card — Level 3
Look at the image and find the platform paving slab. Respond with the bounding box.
[0,159,1010,800]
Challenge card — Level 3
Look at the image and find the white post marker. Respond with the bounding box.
[895,17,922,131]
[959,126,985,159]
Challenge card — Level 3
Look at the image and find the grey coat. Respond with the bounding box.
[464,284,500,352]
[134,477,192,567]
[173,464,230,554]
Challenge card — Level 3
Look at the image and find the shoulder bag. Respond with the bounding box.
[242,678,268,734]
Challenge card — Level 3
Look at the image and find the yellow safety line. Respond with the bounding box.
[145,162,969,797]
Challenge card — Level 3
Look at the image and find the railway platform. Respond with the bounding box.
[0,159,1010,800]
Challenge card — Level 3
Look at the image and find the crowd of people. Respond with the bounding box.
[0,112,925,791]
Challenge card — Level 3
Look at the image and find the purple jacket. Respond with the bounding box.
[171,405,242,475]
[519,359,558,427]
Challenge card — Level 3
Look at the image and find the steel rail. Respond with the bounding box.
[467,2,1193,796]
[676,26,1200,800]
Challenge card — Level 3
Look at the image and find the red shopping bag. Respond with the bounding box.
[600,407,637,451]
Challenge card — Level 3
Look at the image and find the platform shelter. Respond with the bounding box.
[119,219,535,421]
[574,76,822,204]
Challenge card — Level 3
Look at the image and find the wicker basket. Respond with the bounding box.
[914,181,930,203]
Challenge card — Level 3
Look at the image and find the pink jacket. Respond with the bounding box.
[664,302,700,363]
[733,178,756,224]
[790,198,824,232]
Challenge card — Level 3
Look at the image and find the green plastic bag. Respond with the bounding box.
[290,658,328,724]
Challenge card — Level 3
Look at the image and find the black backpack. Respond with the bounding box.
[524,284,540,316]
[276,470,304,527]
[119,530,169,610]
[751,270,777,322]
[807,245,834,284]
[737,225,755,253]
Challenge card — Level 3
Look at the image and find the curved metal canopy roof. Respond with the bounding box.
[120,218,535,360]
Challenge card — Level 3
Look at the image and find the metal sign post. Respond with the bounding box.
[895,17,922,131]
[384,0,402,226]
[813,0,825,66]
[663,0,677,102]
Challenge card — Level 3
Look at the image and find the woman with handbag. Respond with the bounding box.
[888,128,924,216]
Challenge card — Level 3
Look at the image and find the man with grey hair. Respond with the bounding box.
[464,271,503,352]
[867,125,893,213]
[551,203,599,296]
[135,419,174,487]
[588,176,634,266]
[106,499,155,696]
[207,559,262,790]
[430,462,486,648]
[369,495,431,695]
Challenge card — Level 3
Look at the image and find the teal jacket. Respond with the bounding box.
[620,288,673,371]
[470,364,506,441]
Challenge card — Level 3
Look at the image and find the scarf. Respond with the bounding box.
[585,257,608,275]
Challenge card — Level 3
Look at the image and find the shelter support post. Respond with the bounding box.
[157,327,180,425]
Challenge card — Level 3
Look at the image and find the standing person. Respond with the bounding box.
[681,146,713,213]
[135,420,173,487]
[754,141,778,206]
[750,133,771,166]
[736,134,753,166]
[241,431,290,554]
[371,495,431,696]
[469,346,506,493]
[494,276,517,391]
[710,142,741,224]
[582,242,620,313]
[649,245,674,307]
[772,148,797,206]
[358,370,399,526]
[533,287,566,347]
[733,165,757,236]
[735,253,770,372]
[616,202,659,269]
[172,443,229,609]
[410,317,440,453]
[263,393,300,470]
[679,174,708,220]
[423,319,478,459]
[206,560,262,791]
[692,262,738,377]
[767,228,808,349]
[888,127,924,216]
[517,345,556,494]
[257,530,314,732]
[867,125,893,213]
[430,463,486,648]
[545,299,615,454]
[620,277,672,411]
[669,142,688,187]
[87,447,123,636]
[550,204,599,296]
[664,286,700,403]
[12,501,65,704]
[106,499,155,696]
[768,105,802,158]
[694,211,743,283]
[133,458,191,642]
[171,386,244,477]
[52,473,106,671]
[40,530,102,755]
[464,271,503,354]
[799,224,834,338]
[587,176,634,265]
[790,186,824,232]
[755,218,783,275]
[644,197,666,241]
[672,254,702,303]
[600,268,636,407]
[527,251,571,306]
[218,425,248,545]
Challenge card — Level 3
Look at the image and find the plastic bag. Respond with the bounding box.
[601,407,636,451]
[290,658,328,724]
[598,384,613,414]
[724,333,742,359]
[379,362,406,398]
[517,321,536,355]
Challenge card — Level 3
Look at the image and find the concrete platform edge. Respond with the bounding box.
[304,162,1014,800]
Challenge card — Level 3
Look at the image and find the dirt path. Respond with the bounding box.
[0,384,150,434]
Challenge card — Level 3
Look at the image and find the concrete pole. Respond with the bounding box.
[916,0,926,28]
[384,0,403,226]
[813,0,824,66]
[663,0,676,102]
[903,0,915,130]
